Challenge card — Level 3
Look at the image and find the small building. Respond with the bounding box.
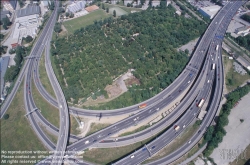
[0,10,12,20]
[0,56,10,101]
[85,5,99,13]
[199,5,221,19]
[151,0,161,7]
[41,0,49,7]
[16,5,41,18]
[2,0,17,12]
[176,10,181,16]
[67,1,86,13]
[235,26,250,36]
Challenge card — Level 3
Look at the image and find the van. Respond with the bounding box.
[174,125,180,131]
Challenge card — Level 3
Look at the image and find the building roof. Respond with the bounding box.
[85,5,99,12]
[0,10,11,19]
[0,56,10,99]
[200,5,221,18]
[41,0,49,7]
[16,5,41,18]
[2,0,17,10]
[236,26,250,32]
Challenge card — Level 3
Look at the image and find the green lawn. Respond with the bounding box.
[63,9,112,34]
[224,56,250,91]
[0,80,48,163]
[39,50,56,98]
[32,80,60,128]
[109,7,128,16]
[119,124,150,137]
[81,135,156,165]
[86,123,111,136]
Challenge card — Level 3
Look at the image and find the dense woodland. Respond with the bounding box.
[233,34,250,52]
[51,5,207,108]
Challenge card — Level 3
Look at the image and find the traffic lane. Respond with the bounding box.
[144,3,243,164]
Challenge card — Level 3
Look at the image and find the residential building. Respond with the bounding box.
[67,1,86,13]
[235,26,250,36]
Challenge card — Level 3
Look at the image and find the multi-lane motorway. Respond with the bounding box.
[1,1,246,165]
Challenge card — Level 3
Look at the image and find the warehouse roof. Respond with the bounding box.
[16,5,40,18]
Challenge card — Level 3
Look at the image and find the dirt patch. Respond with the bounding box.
[105,83,123,98]
[124,76,140,87]
[81,69,137,107]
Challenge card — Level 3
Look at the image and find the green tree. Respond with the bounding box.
[106,7,109,13]
[3,114,9,120]
[3,24,7,30]
[54,23,62,33]
[24,35,33,43]
[113,10,116,17]
[65,12,70,17]
[102,3,105,10]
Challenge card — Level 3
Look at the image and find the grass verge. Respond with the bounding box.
[119,124,150,137]
[63,9,111,34]
[0,80,48,163]
[81,135,156,165]
[86,123,111,136]
[31,80,60,128]
[142,120,200,164]
[39,50,56,98]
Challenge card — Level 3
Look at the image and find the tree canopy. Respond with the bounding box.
[51,6,206,108]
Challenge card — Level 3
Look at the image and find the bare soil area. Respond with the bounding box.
[81,70,139,107]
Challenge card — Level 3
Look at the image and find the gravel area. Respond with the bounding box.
[210,92,250,165]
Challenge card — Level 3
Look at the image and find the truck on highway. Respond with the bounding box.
[197,99,205,108]
[216,45,219,51]
[212,63,215,70]
[139,103,147,109]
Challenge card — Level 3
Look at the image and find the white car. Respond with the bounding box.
[183,125,186,128]
[85,140,89,144]
[188,140,191,144]
[130,155,135,158]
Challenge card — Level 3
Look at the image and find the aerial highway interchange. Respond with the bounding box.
[0,0,247,165]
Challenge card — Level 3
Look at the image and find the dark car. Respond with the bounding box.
[142,148,147,151]
[151,146,156,150]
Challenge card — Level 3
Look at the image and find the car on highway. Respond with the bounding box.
[85,140,89,144]
[130,155,135,158]
[142,147,147,151]
[151,146,156,150]
[188,140,191,144]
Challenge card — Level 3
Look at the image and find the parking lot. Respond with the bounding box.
[210,92,250,165]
